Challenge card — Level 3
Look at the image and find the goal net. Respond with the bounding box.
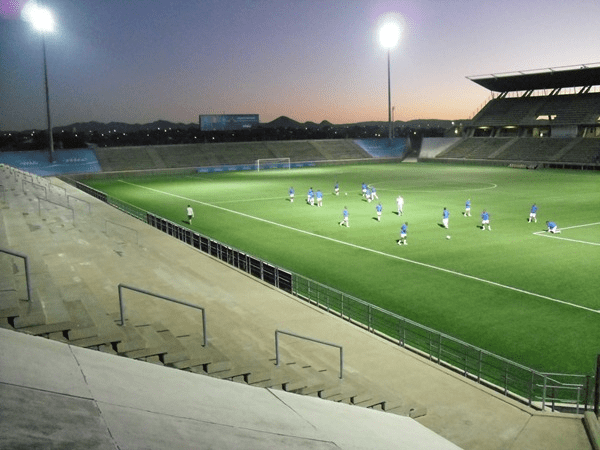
[256,158,291,171]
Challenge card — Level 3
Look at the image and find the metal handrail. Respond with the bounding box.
[117,283,207,347]
[0,248,32,302]
[275,329,343,379]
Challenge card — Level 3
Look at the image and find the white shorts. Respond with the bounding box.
[482,220,489,225]
[529,213,536,218]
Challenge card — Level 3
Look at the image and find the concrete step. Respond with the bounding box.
[17,321,74,337]
[0,290,20,318]
[115,325,147,353]
[125,346,169,360]
[64,301,98,340]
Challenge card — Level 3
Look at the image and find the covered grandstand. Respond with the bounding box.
[431,63,600,168]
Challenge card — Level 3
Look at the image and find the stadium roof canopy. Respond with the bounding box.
[467,62,600,93]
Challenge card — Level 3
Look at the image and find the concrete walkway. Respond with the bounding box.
[0,168,592,450]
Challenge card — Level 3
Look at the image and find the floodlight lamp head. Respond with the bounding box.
[22,3,55,33]
[379,22,400,50]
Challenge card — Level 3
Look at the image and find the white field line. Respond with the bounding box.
[119,180,599,315]
[533,222,600,246]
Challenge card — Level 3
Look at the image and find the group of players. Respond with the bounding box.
[287,183,561,245]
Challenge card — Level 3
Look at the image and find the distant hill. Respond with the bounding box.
[7,117,465,134]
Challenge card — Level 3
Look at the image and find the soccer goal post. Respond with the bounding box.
[256,158,291,171]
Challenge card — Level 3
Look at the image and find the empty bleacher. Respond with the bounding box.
[438,137,514,159]
[491,137,573,161]
[558,138,600,163]
[94,140,372,173]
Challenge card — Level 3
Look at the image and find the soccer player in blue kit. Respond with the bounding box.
[371,186,378,200]
[442,207,450,229]
[529,204,538,223]
[464,199,471,217]
[398,222,408,245]
[334,181,340,196]
[546,221,560,233]
[316,189,323,207]
[481,210,491,230]
[339,207,349,227]
[376,203,383,221]
[289,186,295,203]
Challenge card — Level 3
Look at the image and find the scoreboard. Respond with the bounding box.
[199,114,259,131]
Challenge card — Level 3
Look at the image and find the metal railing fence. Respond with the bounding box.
[62,177,596,413]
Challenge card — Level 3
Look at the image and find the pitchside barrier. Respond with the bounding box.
[58,173,597,414]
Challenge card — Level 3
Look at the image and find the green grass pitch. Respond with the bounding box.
[84,163,600,375]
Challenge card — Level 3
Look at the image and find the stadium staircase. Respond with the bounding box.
[0,165,423,418]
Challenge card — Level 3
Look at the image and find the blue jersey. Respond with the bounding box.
[289,187,294,195]
[316,190,322,199]
[548,221,557,228]
[308,189,313,198]
[335,182,339,190]
[531,204,537,213]
[372,187,377,194]
[443,209,449,219]
[376,204,382,213]
[466,200,471,208]
[481,212,489,221]
[401,224,407,234]
[362,183,367,191]
[343,209,348,218]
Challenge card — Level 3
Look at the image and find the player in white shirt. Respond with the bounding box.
[396,195,404,216]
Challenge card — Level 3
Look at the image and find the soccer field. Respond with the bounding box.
[83,163,600,375]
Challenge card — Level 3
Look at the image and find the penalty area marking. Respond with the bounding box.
[118,180,599,315]
[533,222,600,247]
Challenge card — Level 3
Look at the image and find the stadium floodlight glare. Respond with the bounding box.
[22,2,55,162]
[378,21,401,145]
[22,2,55,33]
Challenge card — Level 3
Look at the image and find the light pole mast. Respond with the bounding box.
[378,20,401,147]
[23,2,56,163]
[42,34,55,162]
[387,49,392,144]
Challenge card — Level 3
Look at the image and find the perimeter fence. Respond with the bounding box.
[62,175,597,414]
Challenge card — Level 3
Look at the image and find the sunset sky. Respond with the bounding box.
[1,0,599,131]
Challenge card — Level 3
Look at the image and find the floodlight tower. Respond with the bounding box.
[23,3,56,163]
[379,21,401,145]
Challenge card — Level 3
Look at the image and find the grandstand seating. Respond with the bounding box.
[491,137,573,161]
[472,93,600,128]
[94,140,371,172]
[558,138,600,163]
[472,96,540,127]
[432,91,600,166]
[438,137,514,159]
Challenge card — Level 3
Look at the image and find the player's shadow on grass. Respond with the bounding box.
[372,217,380,221]
[437,223,447,228]
[394,211,403,216]
[183,219,191,225]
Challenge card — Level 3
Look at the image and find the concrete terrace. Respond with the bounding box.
[0,165,595,450]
